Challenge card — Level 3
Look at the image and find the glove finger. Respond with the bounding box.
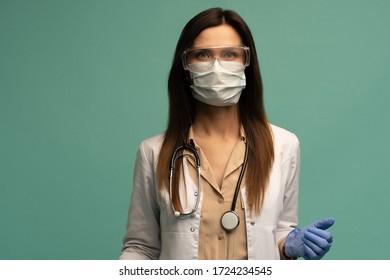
[304,231,332,251]
[314,217,335,230]
[303,243,322,260]
[302,236,324,255]
[308,227,333,243]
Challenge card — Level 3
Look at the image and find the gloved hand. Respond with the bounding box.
[284,217,335,260]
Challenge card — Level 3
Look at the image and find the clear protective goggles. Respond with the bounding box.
[182,45,250,72]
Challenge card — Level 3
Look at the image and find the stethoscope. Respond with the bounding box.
[169,138,249,232]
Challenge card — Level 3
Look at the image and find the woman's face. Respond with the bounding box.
[184,24,247,70]
[192,24,243,48]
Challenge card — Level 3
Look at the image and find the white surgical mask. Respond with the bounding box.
[189,59,246,107]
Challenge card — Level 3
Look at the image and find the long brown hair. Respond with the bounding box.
[157,8,274,214]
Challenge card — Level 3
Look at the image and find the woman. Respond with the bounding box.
[120,7,334,260]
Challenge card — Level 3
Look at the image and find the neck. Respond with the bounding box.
[193,101,240,140]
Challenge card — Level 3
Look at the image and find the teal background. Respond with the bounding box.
[1,0,389,260]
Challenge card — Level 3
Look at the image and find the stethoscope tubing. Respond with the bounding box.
[169,144,201,217]
[230,138,248,211]
[169,139,248,231]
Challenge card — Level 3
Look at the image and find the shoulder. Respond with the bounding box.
[137,132,165,164]
[269,124,299,146]
[140,132,165,150]
[269,124,300,162]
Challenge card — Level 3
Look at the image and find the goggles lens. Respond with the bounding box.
[182,45,250,72]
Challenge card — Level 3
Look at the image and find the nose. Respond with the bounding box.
[210,58,224,67]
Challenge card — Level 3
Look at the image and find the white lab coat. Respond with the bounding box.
[120,124,300,260]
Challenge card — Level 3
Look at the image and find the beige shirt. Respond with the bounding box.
[186,127,248,259]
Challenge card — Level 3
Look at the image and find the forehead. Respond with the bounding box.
[192,24,243,48]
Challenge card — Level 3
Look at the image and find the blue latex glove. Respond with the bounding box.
[285,217,335,260]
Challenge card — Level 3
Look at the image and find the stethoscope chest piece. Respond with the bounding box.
[221,211,240,231]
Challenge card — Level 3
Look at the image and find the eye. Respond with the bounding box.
[222,49,240,60]
[194,50,210,60]
[221,48,244,62]
[224,52,237,59]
